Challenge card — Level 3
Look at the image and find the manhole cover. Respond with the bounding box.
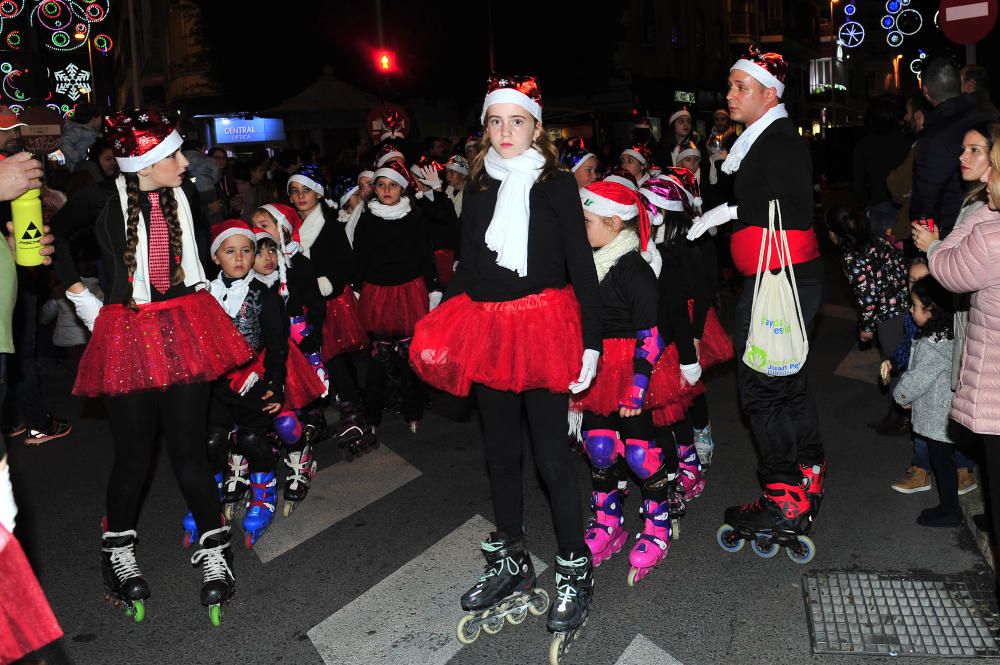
[803,571,1000,658]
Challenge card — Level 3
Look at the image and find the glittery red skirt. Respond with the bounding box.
[571,338,682,416]
[689,300,734,369]
[73,290,253,397]
[650,345,705,427]
[321,286,369,360]
[410,287,583,396]
[434,249,456,288]
[359,277,429,337]
[226,342,327,411]
[0,526,62,662]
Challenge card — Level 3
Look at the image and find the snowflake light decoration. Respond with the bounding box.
[53,63,90,101]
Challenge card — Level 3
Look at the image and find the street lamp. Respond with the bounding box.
[73,31,94,103]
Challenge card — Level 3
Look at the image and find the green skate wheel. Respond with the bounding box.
[786,535,816,565]
[482,614,505,634]
[456,614,480,644]
[750,538,779,558]
[506,605,528,625]
[209,604,222,627]
[129,599,145,623]
[529,588,550,616]
[716,524,744,553]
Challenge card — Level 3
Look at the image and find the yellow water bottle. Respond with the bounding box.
[12,188,43,266]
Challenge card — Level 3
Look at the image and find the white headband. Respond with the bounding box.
[116,129,183,172]
[570,153,596,173]
[287,173,324,196]
[621,148,648,166]
[731,59,785,97]
[373,166,409,190]
[580,190,638,220]
[480,89,542,124]
[603,174,638,191]
[675,147,701,164]
[669,109,692,126]
[210,226,255,256]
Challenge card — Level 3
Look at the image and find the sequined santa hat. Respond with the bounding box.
[373,142,405,169]
[480,74,543,124]
[445,155,469,176]
[668,106,692,128]
[372,159,415,192]
[580,180,652,252]
[105,109,183,172]
[209,219,256,256]
[464,131,483,153]
[664,166,703,209]
[560,144,597,174]
[620,143,653,169]
[639,176,689,228]
[731,44,788,98]
[674,140,702,166]
[379,109,407,141]
[287,164,336,208]
[331,176,360,209]
[602,165,639,192]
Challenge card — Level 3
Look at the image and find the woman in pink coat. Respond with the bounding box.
[918,145,1000,557]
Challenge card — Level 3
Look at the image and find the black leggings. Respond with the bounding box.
[688,393,710,430]
[475,385,584,553]
[926,437,959,514]
[104,382,220,535]
[327,353,360,404]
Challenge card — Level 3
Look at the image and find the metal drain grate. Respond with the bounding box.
[804,571,1000,658]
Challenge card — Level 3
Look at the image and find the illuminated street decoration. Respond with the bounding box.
[880,0,923,46]
[838,3,865,48]
[54,63,90,101]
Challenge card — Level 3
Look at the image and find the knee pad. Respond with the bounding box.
[625,438,665,480]
[395,337,412,357]
[584,429,623,470]
[640,463,672,494]
[273,410,303,446]
[236,430,275,468]
[206,430,230,469]
[371,340,394,363]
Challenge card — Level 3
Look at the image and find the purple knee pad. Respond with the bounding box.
[273,410,303,445]
[584,429,624,470]
[625,438,664,479]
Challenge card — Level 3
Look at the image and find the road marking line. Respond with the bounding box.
[614,634,685,665]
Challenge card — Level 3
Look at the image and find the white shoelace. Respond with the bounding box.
[103,530,142,581]
[284,449,315,490]
[190,534,233,584]
[554,555,589,607]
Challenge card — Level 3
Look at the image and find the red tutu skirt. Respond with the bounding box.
[321,286,369,360]
[226,342,327,411]
[410,287,584,396]
[570,338,679,416]
[434,249,456,288]
[74,290,253,397]
[650,344,705,427]
[359,277,429,337]
[688,300,734,369]
[0,526,62,663]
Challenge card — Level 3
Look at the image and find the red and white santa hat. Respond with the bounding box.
[373,160,413,191]
[674,140,701,165]
[260,203,301,243]
[480,74,543,124]
[358,169,375,183]
[580,180,652,251]
[731,44,788,98]
[602,165,639,192]
[210,219,256,256]
[374,143,405,169]
[668,106,692,127]
[105,109,183,172]
[664,166,703,209]
[621,143,652,167]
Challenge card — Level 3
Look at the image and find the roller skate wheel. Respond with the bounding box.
[209,603,223,627]
[506,605,528,625]
[716,524,744,553]
[182,531,195,549]
[223,503,237,521]
[672,518,681,540]
[528,588,550,616]
[786,535,816,565]
[750,538,779,558]
[482,614,505,635]
[456,614,480,644]
[245,532,256,549]
[128,599,145,623]
[549,632,567,665]
[283,501,295,518]
[627,566,642,587]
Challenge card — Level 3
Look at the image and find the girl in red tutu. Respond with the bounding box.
[353,160,439,432]
[571,179,677,585]
[51,110,248,623]
[287,166,374,450]
[410,74,602,647]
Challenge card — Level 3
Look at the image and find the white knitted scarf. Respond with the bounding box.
[593,228,640,282]
[483,147,545,277]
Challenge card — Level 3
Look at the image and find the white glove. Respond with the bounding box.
[237,371,259,396]
[0,462,16,533]
[569,349,601,394]
[429,290,443,311]
[679,362,703,386]
[452,260,460,273]
[417,165,442,191]
[687,204,737,240]
[317,276,334,297]
[66,287,103,332]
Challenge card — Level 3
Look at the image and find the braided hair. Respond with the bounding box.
[121,173,186,308]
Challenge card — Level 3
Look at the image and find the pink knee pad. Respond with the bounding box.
[584,429,624,470]
[625,439,664,480]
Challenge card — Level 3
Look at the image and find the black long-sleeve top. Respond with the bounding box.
[600,251,660,382]
[729,116,821,280]
[657,242,698,365]
[226,276,288,399]
[50,179,209,303]
[303,207,356,299]
[284,255,326,355]
[415,194,460,250]
[446,170,602,351]
[353,200,437,289]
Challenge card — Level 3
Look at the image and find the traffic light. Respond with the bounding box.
[375,50,396,74]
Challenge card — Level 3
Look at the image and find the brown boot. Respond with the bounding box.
[891,466,931,494]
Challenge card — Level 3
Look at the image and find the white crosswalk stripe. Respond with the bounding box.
[614,634,686,664]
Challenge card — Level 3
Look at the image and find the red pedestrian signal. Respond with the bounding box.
[376,51,396,73]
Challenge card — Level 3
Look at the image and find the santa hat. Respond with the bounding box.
[379,109,407,141]
[260,203,301,241]
[332,176,360,208]
[374,142,405,169]
[358,169,375,183]
[633,113,652,130]
[464,131,483,152]
[621,143,652,167]
[105,109,183,172]
[675,140,701,165]
[480,74,543,124]
[731,44,788,98]
[581,180,651,252]
[664,166,703,209]
[602,165,638,191]
[648,163,662,178]
[560,145,597,174]
[669,107,692,127]
[210,219,256,256]
[252,227,276,245]
[373,160,413,191]
[445,155,469,176]
[639,176,689,220]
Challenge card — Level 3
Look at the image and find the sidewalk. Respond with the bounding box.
[961,469,995,571]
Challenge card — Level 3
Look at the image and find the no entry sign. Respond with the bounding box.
[939,0,997,44]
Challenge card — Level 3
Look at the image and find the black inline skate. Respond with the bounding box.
[456,533,550,644]
[547,549,593,665]
[101,519,149,622]
[190,525,235,626]
[716,481,815,564]
[332,401,379,461]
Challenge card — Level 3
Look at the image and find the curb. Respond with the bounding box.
[959,469,995,571]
